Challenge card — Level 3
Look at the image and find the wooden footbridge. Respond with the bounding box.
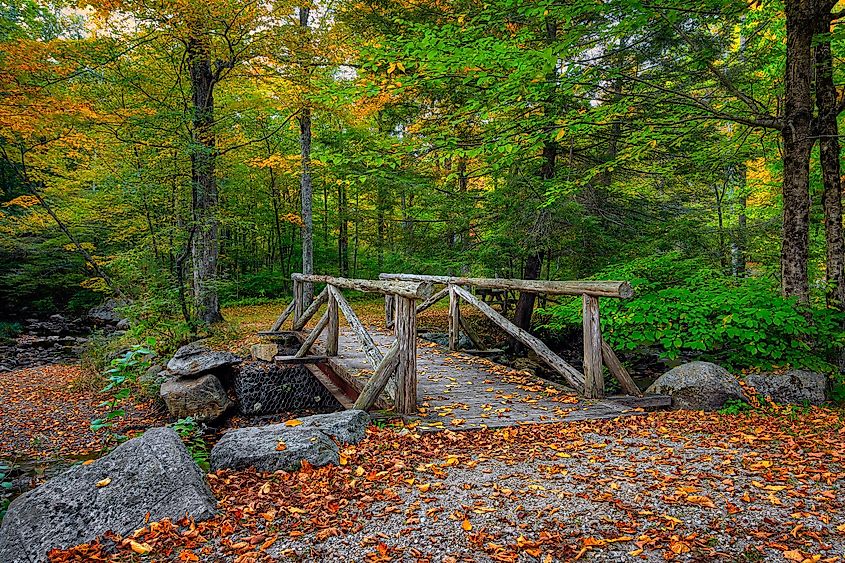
[257,273,668,429]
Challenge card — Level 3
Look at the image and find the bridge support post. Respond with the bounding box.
[448,285,460,351]
[582,294,604,398]
[326,286,339,356]
[394,295,417,414]
[293,279,304,326]
[384,294,395,332]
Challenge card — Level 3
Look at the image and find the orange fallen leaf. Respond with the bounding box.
[461,519,472,531]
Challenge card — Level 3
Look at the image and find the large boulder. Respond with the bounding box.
[646,361,744,411]
[0,428,216,563]
[86,298,128,326]
[167,342,241,377]
[211,410,369,472]
[744,370,828,405]
[160,374,232,422]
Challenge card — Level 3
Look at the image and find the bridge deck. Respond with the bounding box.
[309,327,668,431]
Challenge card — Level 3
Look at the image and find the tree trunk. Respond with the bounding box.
[338,183,349,276]
[815,11,845,310]
[298,6,314,304]
[187,30,223,324]
[780,0,817,303]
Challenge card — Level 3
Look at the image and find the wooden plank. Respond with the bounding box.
[352,341,400,411]
[601,339,642,397]
[606,394,670,409]
[452,285,585,390]
[273,355,329,364]
[257,330,297,337]
[269,299,296,332]
[379,274,633,298]
[582,294,604,399]
[294,310,329,358]
[326,288,339,356]
[328,285,383,369]
[415,286,449,315]
[292,274,432,298]
[394,295,417,414]
[292,286,328,331]
[448,285,460,351]
[304,364,355,410]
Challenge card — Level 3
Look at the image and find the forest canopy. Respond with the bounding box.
[1,0,844,370]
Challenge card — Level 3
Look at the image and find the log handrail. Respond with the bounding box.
[292,273,431,298]
[378,273,633,298]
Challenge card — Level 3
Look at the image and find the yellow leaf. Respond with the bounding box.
[417,483,431,493]
[129,540,152,554]
[284,419,303,427]
[461,519,472,531]
[95,478,111,488]
[783,550,803,561]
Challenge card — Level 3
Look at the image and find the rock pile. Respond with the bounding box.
[159,342,241,422]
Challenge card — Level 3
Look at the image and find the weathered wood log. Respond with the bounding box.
[394,295,417,414]
[384,294,395,330]
[328,285,383,369]
[415,286,449,315]
[459,314,484,350]
[294,310,329,358]
[292,287,328,331]
[448,285,460,351]
[292,274,432,298]
[352,341,400,411]
[269,299,296,332]
[601,339,642,397]
[293,279,303,324]
[582,294,604,399]
[452,285,585,389]
[326,288,339,356]
[273,355,329,364]
[379,274,633,298]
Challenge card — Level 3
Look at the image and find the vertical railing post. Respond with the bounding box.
[448,284,460,351]
[394,295,417,414]
[582,294,604,398]
[293,278,303,326]
[326,284,339,356]
[384,294,395,332]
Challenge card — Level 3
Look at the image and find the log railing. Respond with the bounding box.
[379,273,639,399]
[267,273,431,414]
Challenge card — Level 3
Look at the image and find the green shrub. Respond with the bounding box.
[542,253,845,373]
[0,321,21,345]
[171,417,210,472]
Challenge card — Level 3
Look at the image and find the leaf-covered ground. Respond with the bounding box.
[53,408,845,562]
[0,365,167,459]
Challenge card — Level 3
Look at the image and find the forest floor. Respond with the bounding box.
[4,300,844,561]
[55,408,845,562]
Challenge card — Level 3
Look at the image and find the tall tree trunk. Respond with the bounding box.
[298,6,314,303]
[780,0,817,303]
[513,18,558,332]
[815,10,845,310]
[338,183,349,276]
[187,29,222,324]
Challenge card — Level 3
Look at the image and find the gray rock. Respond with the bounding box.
[86,298,128,325]
[420,332,472,349]
[210,426,339,472]
[160,374,232,422]
[744,370,828,405]
[0,428,216,563]
[167,342,241,377]
[116,318,130,331]
[210,410,370,472]
[646,361,744,411]
[295,409,370,444]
